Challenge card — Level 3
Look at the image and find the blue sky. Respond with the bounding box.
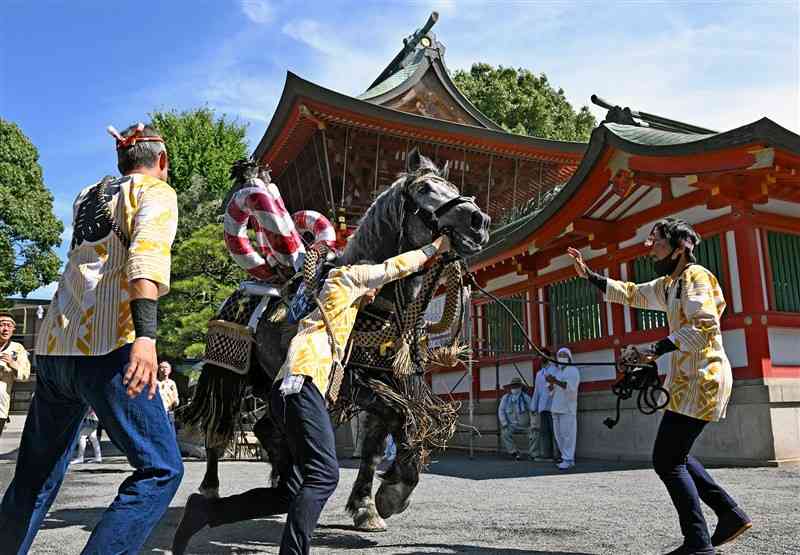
[2,0,798,299]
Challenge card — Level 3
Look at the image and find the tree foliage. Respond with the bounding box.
[150,107,249,241]
[149,108,251,359]
[453,63,596,141]
[158,223,248,359]
[0,119,63,300]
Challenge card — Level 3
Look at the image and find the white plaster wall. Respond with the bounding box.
[432,369,470,395]
[619,205,732,249]
[722,329,748,368]
[479,362,534,390]
[604,267,614,336]
[621,263,632,333]
[426,295,453,347]
[485,272,528,292]
[768,328,800,366]
[569,348,616,382]
[609,187,661,220]
[754,199,800,219]
[670,175,697,198]
[725,231,743,313]
[538,288,546,347]
[538,246,607,275]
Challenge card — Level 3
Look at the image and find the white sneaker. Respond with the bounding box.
[69,458,84,465]
[92,457,103,463]
[557,461,574,470]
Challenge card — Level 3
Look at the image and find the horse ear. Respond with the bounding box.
[441,160,450,180]
[406,147,422,172]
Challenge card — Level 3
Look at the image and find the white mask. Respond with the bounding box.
[557,356,570,364]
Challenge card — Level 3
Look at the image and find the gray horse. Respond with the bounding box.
[186,149,490,532]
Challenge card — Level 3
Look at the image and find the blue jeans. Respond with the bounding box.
[0,344,184,554]
[207,379,339,555]
[653,410,738,548]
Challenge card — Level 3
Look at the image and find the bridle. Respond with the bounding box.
[399,173,477,242]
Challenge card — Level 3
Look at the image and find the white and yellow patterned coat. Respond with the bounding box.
[605,264,733,422]
[277,248,435,398]
[37,174,178,357]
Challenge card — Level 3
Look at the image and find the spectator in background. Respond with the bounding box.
[497,377,535,460]
[530,348,560,462]
[158,361,180,427]
[0,312,30,439]
[71,409,102,464]
[548,347,580,470]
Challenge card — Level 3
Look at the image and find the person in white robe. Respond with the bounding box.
[548,347,580,469]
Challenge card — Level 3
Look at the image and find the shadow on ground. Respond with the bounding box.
[419,452,650,480]
[41,506,596,554]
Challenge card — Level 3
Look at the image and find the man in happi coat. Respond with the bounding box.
[568,217,752,555]
[174,236,451,555]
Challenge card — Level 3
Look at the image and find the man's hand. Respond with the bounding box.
[432,235,451,255]
[123,338,158,399]
[566,246,589,279]
[0,353,14,366]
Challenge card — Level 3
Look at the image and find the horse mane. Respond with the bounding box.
[339,154,454,267]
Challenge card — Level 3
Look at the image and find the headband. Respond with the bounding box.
[107,123,165,150]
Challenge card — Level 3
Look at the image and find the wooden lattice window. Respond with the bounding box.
[547,277,603,345]
[634,234,724,330]
[766,230,800,313]
[483,293,528,356]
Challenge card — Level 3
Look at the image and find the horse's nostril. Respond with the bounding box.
[470,212,483,231]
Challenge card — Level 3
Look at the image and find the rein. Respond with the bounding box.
[464,272,670,425]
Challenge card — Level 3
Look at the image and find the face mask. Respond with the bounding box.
[511,387,521,394]
[653,248,680,277]
[557,356,570,364]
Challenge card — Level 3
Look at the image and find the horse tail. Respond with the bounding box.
[180,363,248,451]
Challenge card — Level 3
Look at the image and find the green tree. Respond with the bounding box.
[150,107,249,240]
[453,63,596,141]
[0,119,63,300]
[148,108,251,358]
[158,223,247,358]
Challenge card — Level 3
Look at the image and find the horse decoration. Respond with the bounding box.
[179,150,491,531]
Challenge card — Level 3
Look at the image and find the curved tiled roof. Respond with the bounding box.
[470,117,800,266]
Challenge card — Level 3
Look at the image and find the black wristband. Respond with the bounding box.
[586,268,607,293]
[652,338,677,357]
[130,298,158,340]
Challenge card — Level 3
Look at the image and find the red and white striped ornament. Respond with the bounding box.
[223,179,305,280]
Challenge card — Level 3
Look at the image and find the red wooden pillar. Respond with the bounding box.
[733,212,770,379]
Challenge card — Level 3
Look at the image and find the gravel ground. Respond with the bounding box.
[1,418,798,554]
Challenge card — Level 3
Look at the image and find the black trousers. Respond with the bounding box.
[208,379,339,555]
[652,410,738,548]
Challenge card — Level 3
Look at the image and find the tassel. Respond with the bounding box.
[428,342,471,368]
[393,339,413,376]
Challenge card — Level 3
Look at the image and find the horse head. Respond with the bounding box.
[400,148,491,257]
[341,148,490,266]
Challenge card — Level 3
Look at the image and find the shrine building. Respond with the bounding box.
[253,13,800,465]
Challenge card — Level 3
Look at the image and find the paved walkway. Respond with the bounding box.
[1,415,798,554]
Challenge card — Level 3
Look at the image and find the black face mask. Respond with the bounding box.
[653,248,680,277]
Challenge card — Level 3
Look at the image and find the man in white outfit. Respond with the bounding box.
[530,349,559,462]
[548,347,580,469]
[497,377,534,460]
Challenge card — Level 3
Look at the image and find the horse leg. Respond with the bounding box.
[375,429,418,519]
[199,443,222,498]
[345,411,388,532]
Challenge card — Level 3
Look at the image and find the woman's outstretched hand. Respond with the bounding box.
[566,246,588,279]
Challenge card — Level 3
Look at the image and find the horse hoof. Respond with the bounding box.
[353,508,387,532]
[199,486,219,499]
